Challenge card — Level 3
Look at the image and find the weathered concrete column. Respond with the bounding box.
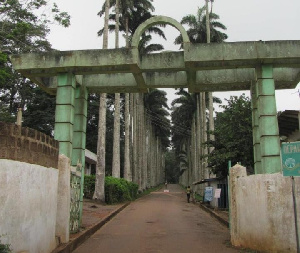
[72,85,87,166]
[56,155,71,243]
[255,65,281,174]
[250,83,262,174]
[54,73,76,158]
[72,85,88,225]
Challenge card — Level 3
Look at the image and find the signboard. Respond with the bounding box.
[281,141,300,177]
[214,188,221,199]
[204,187,213,202]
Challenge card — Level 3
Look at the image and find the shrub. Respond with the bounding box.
[83,175,138,204]
[83,175,95,199]
[0,236,12,253]
[105,177,138,204]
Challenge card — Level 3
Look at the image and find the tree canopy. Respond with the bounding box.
[174,5,228,48]
[0,0,70,133]
[207,94,254,176]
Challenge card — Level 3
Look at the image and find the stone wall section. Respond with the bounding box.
[0,122,59,168]
[229,164,300,252]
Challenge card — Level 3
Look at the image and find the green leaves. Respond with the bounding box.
[52,3,71,28]
[0,0,69,130]
[144,89,171,149]
[174,5,228,49]
[207,94,254,176]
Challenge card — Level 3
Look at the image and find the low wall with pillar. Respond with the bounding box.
[229,164,300,252]
[0,122,70,252]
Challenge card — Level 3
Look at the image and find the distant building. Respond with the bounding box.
[278,110,300,142]
[85,149,96,175]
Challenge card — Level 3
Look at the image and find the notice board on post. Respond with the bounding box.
[281,141,300,177]
[204,187,213,202]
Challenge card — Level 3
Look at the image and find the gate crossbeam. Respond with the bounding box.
[10,41,300,94]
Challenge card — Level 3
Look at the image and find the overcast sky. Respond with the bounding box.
[48,0,300,111]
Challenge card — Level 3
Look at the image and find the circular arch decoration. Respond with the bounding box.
[131,16,190,49]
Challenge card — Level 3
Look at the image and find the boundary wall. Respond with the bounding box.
[229,164,300,252]
[0,122,59,168]
[0,122,70,253]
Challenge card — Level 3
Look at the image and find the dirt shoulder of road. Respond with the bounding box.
[52,199,129,253]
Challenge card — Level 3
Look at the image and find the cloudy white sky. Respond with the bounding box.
[48,0,300,111]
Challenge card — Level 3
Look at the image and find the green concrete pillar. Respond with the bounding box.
[72,85,88,226]
[256,65,281,174]
[54,73,76,158]
[250,83,262,174]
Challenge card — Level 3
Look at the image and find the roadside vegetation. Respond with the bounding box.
[84,175,161,204]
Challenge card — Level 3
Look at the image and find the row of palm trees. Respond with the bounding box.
[172,4,227,191]
[93,0,228,199]
[94,0,170,200]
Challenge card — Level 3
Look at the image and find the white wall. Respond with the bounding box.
[229,164,300,252]
[0,159,59,253]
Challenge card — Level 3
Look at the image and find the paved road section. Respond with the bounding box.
[73,184,238,253]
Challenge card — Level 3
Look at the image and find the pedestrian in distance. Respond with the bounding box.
[186,186,191,203]
[165,181,168,189]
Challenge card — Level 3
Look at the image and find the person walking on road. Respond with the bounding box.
[186,186,191,203]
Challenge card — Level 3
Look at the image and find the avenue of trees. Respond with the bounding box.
[0,0,254,192]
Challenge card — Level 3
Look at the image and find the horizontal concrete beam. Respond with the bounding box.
[37,68,300,93]
[185,41,300,69]
[11,48,139,76]
[10,40,300,93]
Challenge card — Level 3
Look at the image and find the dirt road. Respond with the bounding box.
[73,184,239,253]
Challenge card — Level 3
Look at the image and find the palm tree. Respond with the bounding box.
[98,0,166,187]
[94,0,110,201]
[174,6,227,47]
[111,0,121,178]
[144,89,171,187]
[144,89,171,149]
[174,6,227,185]
[98,1,165,53]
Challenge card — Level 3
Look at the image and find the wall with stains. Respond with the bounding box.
[0,159,59,253]
[229,164,300,252]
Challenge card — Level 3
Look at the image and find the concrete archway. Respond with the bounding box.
[131,16,190,49]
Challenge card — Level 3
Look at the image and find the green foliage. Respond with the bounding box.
[22,87,56,136]
[0,0,69,128]
[83,175,96,199]
[0,235,12,253]
[144,89,171,149]
[105,177,138,204]
[171,89,195,156]
[207,94,254,176]
[97,0,165,54]
[0,53,11,87]
[86,94,100,154]
[165,149,180,183]
[83,175,138,204]
[174,5,228,48]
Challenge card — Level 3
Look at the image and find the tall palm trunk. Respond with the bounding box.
[115,0,120,49]
[112,93,121,178]
[196,93,202,193]
[132,94,138,184]
[202,92,209,179]
[94,0,109,201]
[124,18,131,181]
[125,17,129,48]
[124,93,131,181]
[206,0,215,153]
[112,0,121,178]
